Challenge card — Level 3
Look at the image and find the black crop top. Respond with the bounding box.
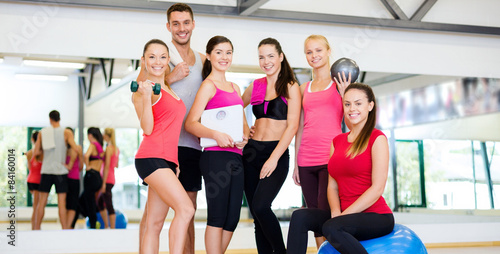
[252,96,288,120]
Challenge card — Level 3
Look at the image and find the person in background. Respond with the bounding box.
[80,127,105,229]
[98,127,120,228]
[241,37,300,254]
[26,131,43,230]
[287,83,394,254]
[34,110,80,230]
[185,35,249,254]
[64,127,83,229]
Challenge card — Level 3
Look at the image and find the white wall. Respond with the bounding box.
[1,2,500,78]
[84,71,140,128]
[394,112,500,142]
[1,2,500,133]
[0,70,79,127]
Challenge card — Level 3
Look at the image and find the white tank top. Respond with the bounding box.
[169,51,203,150]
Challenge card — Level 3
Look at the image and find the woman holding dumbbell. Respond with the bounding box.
[294,35,352,247]
[132,39,194,254]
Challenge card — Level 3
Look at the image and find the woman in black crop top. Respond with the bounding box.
[241,38,301,254]
[77,127,104,229]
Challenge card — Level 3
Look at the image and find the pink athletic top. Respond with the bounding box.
[91,142,104,159]
[135,88,186,165]
[328,129,392,214]
[297,81,343,167]
[27,155,42,184]
[204,80,244,155]
[102,147,119,185]
[66,155,80,180]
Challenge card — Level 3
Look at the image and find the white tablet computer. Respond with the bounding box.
[200,104,243,148]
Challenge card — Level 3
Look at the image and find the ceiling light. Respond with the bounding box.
[15,74,68,81]
[0,58,4,64]
[23,60,85,69]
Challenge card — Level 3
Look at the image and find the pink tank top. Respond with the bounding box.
[135,88,186,165]
[204,80,244,155]
[27,155,42,184]
[297,81,343,167]
[103,147,119,185]
[66,155,80,180]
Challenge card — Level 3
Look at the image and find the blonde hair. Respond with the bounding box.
[104,128,116,148]
[304,35,332,74]
[304,35,331,52]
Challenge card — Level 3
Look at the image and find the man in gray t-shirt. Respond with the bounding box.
[34,110,79,230]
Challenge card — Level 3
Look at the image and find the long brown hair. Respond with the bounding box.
[258,37,296,99]
[142,39,170,87]
[202,35,233,79]
[345,83,377,158]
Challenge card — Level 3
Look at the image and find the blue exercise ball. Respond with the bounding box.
[85,209,128,229]
[317,224,427,254]
[115,209,128,229]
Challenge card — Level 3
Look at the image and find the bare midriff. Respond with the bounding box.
[252,118,287,141]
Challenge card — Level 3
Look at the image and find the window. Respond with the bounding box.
[486,141,499,209]
[112,128,145,209]
[395,140,425,207]
[424,140,475,209]
[0,127,28,207]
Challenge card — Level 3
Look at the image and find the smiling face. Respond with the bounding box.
[167,11,194,46]
[304,38,331,69]
[142,43,169,78]
[343,88,374,127]
[258,44,283,77]
[207,42,233,72]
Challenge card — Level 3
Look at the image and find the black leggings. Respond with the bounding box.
[298,164,330,237]
[287,208,394,254]
[298,164,330,211]
[243,139,289,254]
[97,183,115,215]
[200,151,244,232]
[78,169,102,229]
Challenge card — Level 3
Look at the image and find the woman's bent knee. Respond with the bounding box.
[176,203,195,223]
[322,219,342,239]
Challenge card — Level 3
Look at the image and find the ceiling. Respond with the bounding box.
[1,0,499,104]
[2,0,500,36]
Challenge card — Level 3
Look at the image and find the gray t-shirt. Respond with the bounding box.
[41,126,68,175]
[169,51,203,150]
